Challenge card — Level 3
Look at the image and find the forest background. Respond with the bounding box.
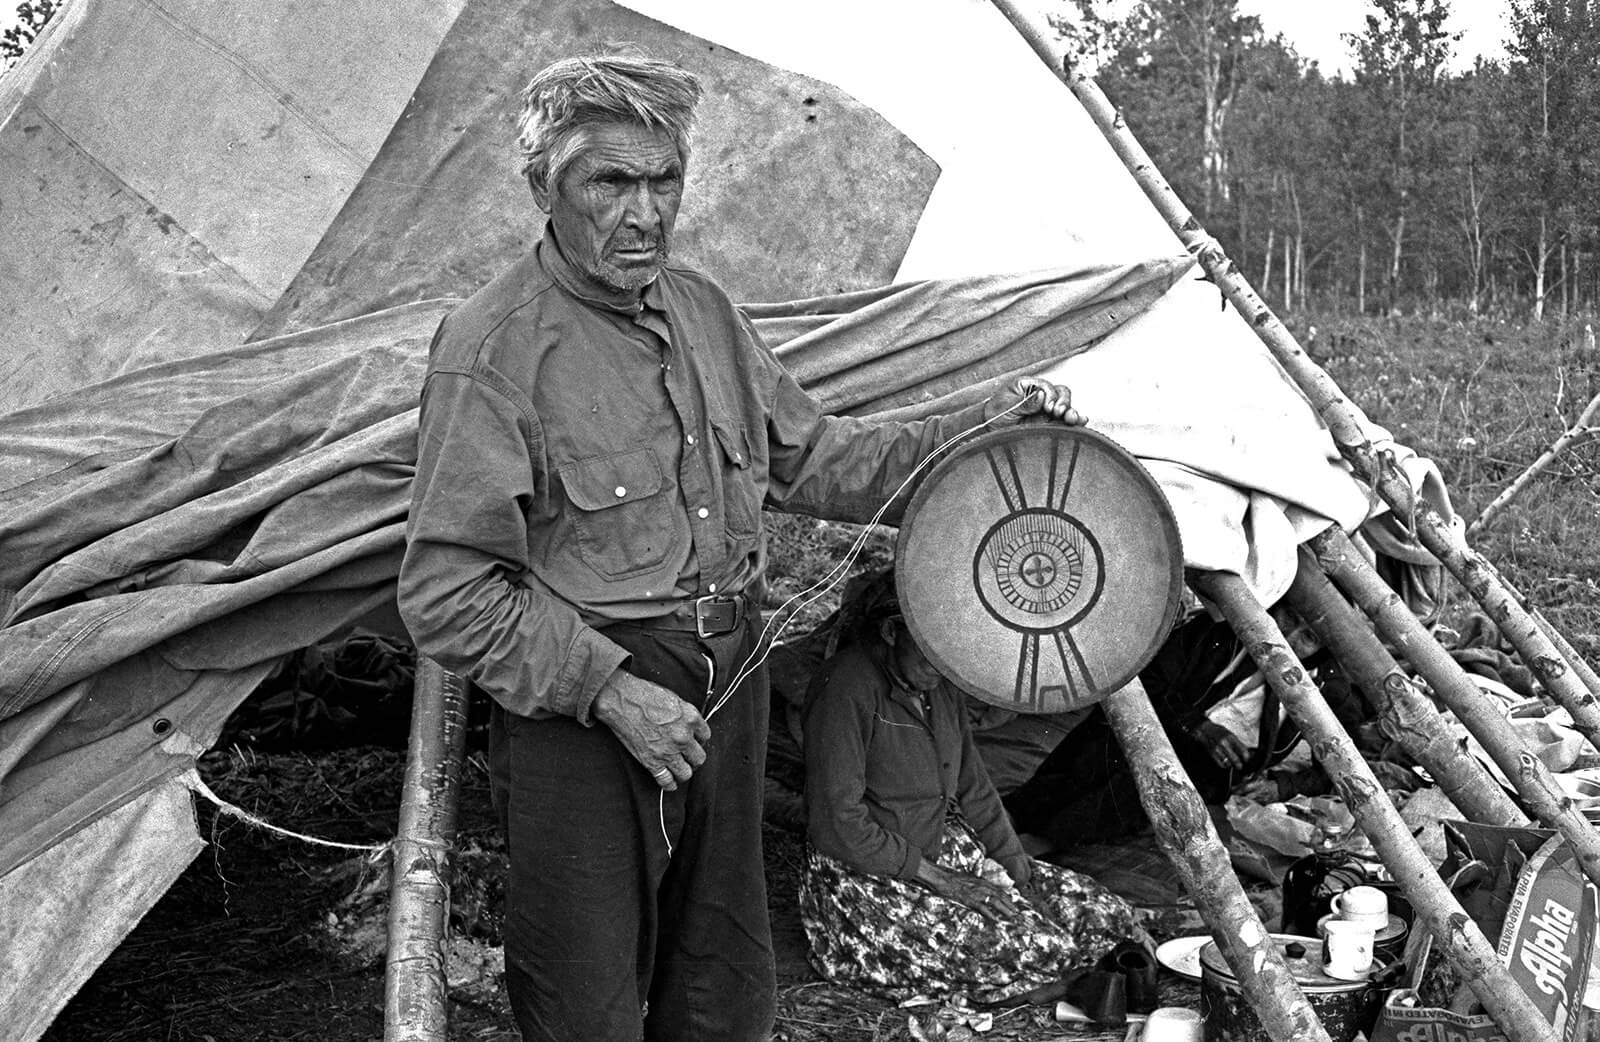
[1055,0,1597,322]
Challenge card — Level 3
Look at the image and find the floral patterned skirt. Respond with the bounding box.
[797,820,1138,1000]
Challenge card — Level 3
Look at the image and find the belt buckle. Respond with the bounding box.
[694,595,739,638]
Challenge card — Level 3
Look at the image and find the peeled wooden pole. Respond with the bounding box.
[1310,528,1600,891]
[1476,553,1600,702]
[1531,606,1600,700]
[1191,570,1559,1042]
[1284,546,1528,827]
[984,0,1600,753]
[385,658,471,1042]
[1101,679,1329,1042]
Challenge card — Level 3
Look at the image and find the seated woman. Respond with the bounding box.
[798,569,1143,1002]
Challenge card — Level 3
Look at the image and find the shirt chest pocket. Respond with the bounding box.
[711,420,760,539]
[559,448,674,579]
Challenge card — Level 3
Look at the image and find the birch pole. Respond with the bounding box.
[1190,570,1559,1042]
[1101,678,1329,1042]
[1530,605,1600,699]
[385,657,470,1042]
[1309,528,1600,892]
[983,0,1600,754]
[1284,547,1529,827]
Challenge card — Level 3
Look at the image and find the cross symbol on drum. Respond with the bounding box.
[1020,553,1055,588]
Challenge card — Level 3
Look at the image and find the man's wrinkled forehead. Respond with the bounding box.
[562,122,685,180]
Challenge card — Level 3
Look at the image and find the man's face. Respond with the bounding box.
[537,121,684,295]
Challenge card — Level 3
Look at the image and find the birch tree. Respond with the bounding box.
[1346,0,1457,312]
[1,0,60,69]
[1503,0,1600,319]
[1058,0,1262,220]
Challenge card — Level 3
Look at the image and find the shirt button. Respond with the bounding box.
[697,507,709,519]
[614,486,627,498]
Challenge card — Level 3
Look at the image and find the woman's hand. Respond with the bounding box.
[916,861,1019,921]
[1000,854,1062,925]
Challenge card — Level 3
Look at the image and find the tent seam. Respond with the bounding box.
[7,601,140,716]
[131,0,369,171]
[8,99,274,303]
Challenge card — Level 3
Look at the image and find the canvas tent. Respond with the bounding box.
[0,0,1453,1037]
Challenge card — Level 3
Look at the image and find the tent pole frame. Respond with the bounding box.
[1102,678,1331,1042]
[1310,529,1600,889]
[384,657,470,1042]
[984,0,1600,753]
[1190,570,1559,1042]
[1285,546,1529,827]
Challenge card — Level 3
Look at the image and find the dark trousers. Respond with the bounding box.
[488,611,775,1042]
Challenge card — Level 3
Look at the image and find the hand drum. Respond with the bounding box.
[896,424,1183,713]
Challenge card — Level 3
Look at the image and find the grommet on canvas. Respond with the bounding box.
[151,717,173,737]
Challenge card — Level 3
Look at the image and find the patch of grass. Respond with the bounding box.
[760,512,896,637]
[1313,311,1600,654]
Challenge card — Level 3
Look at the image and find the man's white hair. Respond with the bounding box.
[516,52,702,193]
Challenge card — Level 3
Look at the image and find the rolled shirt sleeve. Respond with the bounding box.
[398,352,627,723]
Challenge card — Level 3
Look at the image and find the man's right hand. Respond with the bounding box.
[592,672,711,790]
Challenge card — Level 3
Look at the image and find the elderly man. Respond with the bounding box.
[397,53,1080,1042]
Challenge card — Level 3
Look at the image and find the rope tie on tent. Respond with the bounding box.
[1183,232,1225,264]
[185,771,392,854]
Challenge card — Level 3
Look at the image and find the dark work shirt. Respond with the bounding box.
[803,642,1025,880]
[398,233,1012,723]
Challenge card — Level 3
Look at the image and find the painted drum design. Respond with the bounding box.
[896,424,1183,714]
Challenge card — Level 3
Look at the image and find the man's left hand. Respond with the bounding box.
[1011,377,1086,426]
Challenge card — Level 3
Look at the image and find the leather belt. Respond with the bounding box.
[654,594,747,638]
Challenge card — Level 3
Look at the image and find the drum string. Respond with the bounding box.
[710,395,1034,716]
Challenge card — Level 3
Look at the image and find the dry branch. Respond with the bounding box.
[1310,528,1600,893]
[983,0,1600,757]
[385,657,471,1042]
[1468,386,1600,537]
[1285,546,1528,827]
[1191,569,1558,1042]
[1101,678,1329,1042]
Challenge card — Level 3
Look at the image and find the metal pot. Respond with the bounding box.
[1199,934,1381,1042]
